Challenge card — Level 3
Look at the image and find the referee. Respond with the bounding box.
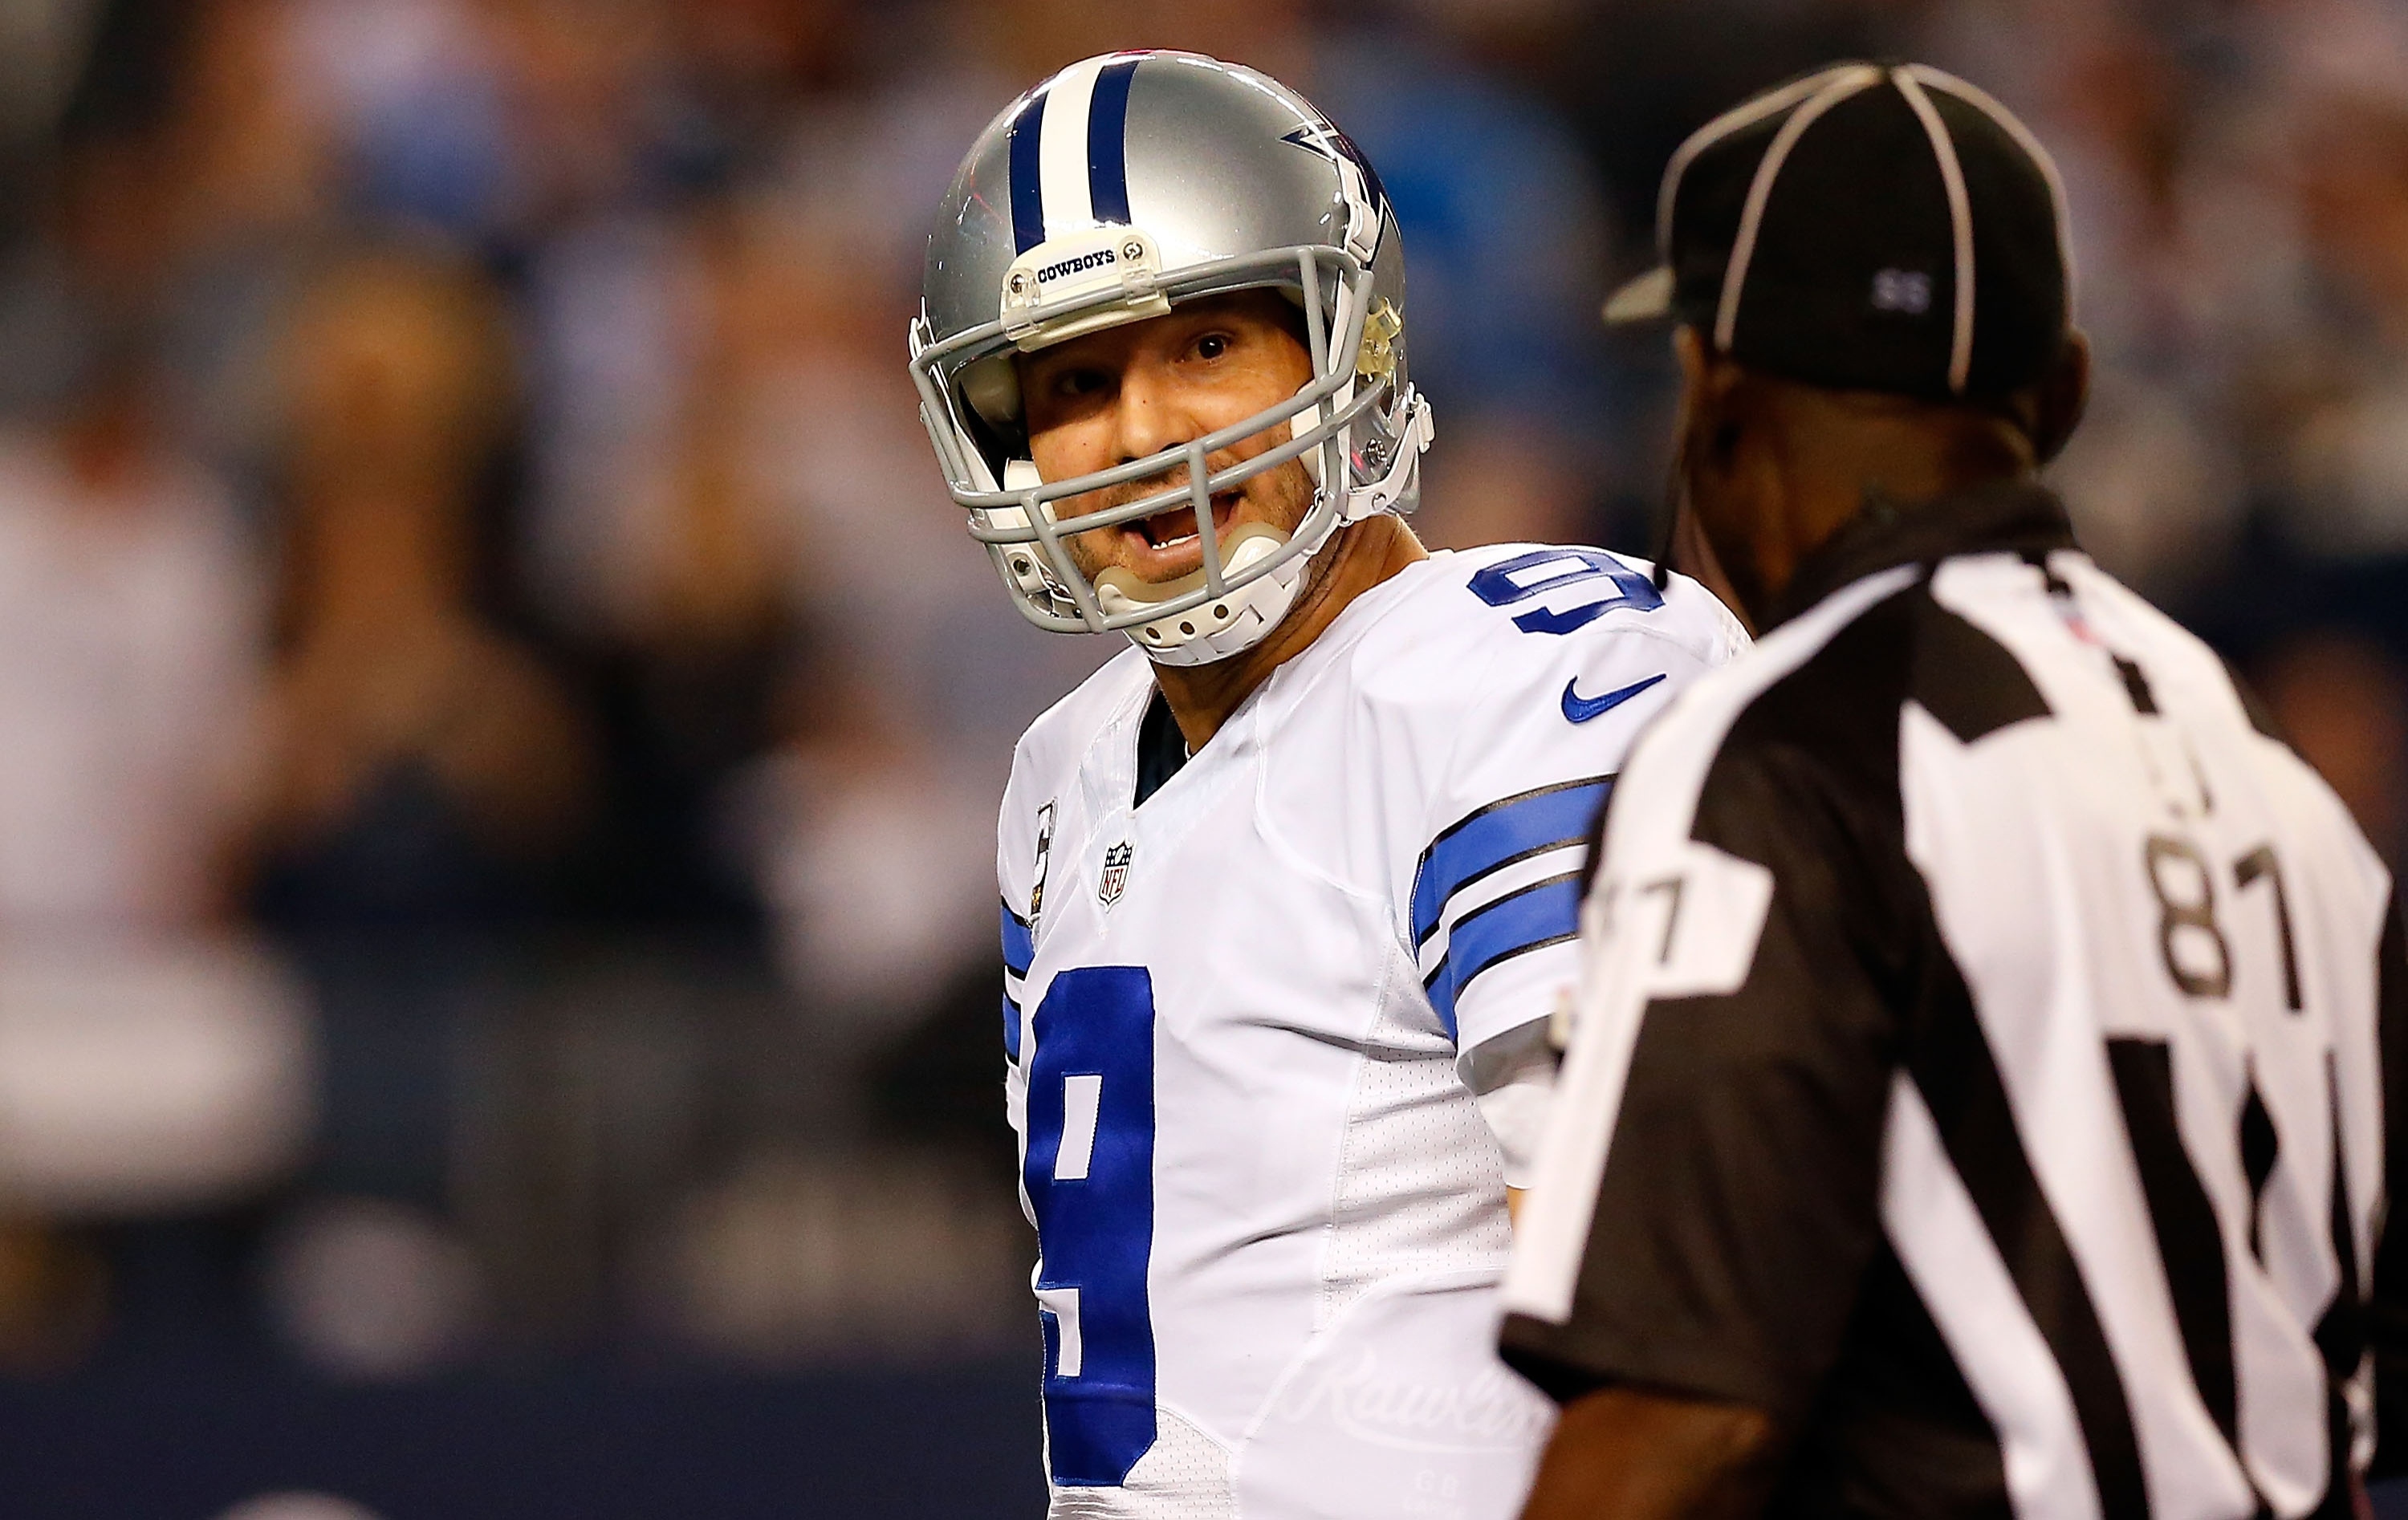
[1500,62,2406,1519]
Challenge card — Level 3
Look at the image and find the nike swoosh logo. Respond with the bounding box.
[1561,672,1668,724]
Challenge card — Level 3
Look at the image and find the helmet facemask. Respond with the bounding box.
[911,242,1429,664]
[908,51,1432,666]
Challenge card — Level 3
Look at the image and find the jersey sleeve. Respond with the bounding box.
[1498,738,1906,1425]
[1403,556,1743,1187]
[996,753,1044,1207]
[1409,567,1739,1071]
[997,770,1038,1070]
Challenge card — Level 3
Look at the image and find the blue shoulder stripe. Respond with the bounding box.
[1423,872,1584,1040]
[1002,900,1035,977]
[1086,56,1141,225]
[1007,92,1047,254]
[1411,777,1609,948]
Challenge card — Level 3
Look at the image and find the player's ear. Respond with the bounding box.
[2024,327,2091,465]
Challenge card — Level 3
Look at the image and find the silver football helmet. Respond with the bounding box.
[908,51,1433,665]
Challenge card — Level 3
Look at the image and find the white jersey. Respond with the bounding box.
[996,543,1747,1518]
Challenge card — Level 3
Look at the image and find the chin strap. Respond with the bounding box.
[1108,386,1434,667]
[1119,560,1310,666]
[1344,390,1434,523]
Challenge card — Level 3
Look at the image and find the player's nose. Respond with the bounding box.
[1108,354,1198,469]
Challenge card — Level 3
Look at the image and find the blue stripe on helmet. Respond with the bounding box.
[1086,55,1141,226]
[1007,92,1047,254]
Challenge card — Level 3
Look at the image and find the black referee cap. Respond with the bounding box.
[1607,62,2074,401]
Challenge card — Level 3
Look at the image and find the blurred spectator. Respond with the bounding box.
[283,0,523,240]
[2265,92,2408,559]
[2255,630,2408,865]
[518,199,819,925]
[0,108,312,1380]
[250,247,592,927]
[263,1193,485,1377]
[742,676,995,1040]
[1513,0,1898,246]
[0,334,266,928]
[1313,24,1617,547]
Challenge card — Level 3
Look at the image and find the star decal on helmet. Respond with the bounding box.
[1280,121,1389,225]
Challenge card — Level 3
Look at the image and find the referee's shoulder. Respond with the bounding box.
[1617,563,1926,802]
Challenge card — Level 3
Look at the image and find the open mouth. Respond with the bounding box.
[1130,491,1241,551]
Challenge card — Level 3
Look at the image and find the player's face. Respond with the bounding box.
[1019,291,1319,587]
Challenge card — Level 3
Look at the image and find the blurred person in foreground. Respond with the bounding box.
[251,248,589,927]
[908,50,1743,1516]
[1500,63,2405,1518]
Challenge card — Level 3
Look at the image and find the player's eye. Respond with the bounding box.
[1051,367,1110,400]
[1192,331,1232,362]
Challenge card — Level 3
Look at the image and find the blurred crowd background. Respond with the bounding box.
[1,0,2405,1512]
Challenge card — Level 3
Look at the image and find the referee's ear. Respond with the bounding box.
[2023,327,2092,466]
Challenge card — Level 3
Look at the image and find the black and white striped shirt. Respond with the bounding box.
[1500,482,2403,1518]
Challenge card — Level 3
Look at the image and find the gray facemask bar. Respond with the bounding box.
[908,244,1382,636]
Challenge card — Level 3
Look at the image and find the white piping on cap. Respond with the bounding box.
[1714,64,1885,354]
[1892,67,1977,394]
[1036,55,1111,233]
[1654,63,1862,262]
[1902,64,2076,314]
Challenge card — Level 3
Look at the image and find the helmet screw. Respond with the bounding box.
[1007,271,1031,296]
[1121,239,1144,262]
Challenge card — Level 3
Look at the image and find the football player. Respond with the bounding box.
[908,51,1748,1517]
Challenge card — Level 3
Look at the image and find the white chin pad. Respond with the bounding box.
[1095,524,1301,665]
[1094,524,1283,612]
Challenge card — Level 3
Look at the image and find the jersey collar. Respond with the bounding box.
[1767,478,2080,632]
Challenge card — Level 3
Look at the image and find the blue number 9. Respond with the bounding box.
[1024,966,1159,1486]
[1468,548,1663,635]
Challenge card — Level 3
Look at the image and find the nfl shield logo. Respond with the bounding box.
[1097,843,1133,907]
